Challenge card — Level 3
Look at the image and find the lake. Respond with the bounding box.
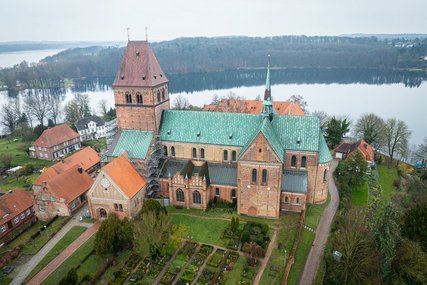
[1,82,426,146]
[0,49,65,68]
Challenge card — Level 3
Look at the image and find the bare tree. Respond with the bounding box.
[74,93,91,117]
[353,113,385,148]
[289,94,308,113]
[0,98,21,133]
[47,96,61,125]
[23,91,49,126]
[311,110,329,130]
[384,118,411,164]
[172,95,190,110]
[98,99,108,118]
[64,93,91,123]
[211,94,220,105]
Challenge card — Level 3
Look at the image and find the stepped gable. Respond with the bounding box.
[113,41,168,88]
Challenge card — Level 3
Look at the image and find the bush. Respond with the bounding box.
[241,231,250,244]
[59,268,78,285]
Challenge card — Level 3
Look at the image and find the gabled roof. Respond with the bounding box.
[75,115,105,131]
[34,147,100,185]
[334,139,374,161]
[110,130,153,160]
[0,189,34,225]
[202,99,304,116]
[113,41,168,88]
[45,165,93,204]
[33,124,79,148]
[104,154,147,199]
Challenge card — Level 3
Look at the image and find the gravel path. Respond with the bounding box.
[253,228,278,285]
[299,160,339,285]
[10,206,94,285]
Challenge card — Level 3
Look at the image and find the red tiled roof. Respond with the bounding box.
[113,41,168,88]
[202,99,304,116]
[334,139,375,161]
[34,147,100,185]
[0,189,34,225]
[46,165,93,204]
[33,124,79,148]
[104,153,147,199]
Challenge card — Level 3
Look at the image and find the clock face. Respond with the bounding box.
[100,178,110,188]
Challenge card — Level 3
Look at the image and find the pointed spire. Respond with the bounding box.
[264,54,271,100]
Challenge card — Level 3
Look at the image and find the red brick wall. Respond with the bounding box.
[280,192,306,212]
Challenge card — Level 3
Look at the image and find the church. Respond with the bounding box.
[99,40,332,219]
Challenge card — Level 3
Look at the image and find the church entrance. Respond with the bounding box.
[248,206,257,216]
[99,208,107,219]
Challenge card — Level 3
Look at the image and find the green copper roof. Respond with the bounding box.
[159,110,261,146]
[318,134,333,163]
[239,117,284,162]
[112,130,153,159]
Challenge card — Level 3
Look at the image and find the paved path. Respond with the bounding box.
[10,206,94,285]
[299,160,339,285]
[253,228,278,285]
[27,221,100,285]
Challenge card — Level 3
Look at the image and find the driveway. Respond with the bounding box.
[299,160,339,285]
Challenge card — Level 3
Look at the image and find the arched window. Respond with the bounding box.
[296,197,300,204]
[157,90,161,102]
[323,169,328,182]
[231,189,236,199]
[162,88,165,100]
[193,191,201,204]
[301,156,307,168]
[171,146,175,157]
[252,169,257,183]
[200,148,205,160]
[223,150,228,161]
[136,93,143,104]
[232,150,237,162]
[192,148,197,159]
[125,93,132,104]
[262,169,267,184]
[176,189,184,202]
[163,146,168,156]
[291,155,297,167]
[285,196,289,203]
[215,188,220,196]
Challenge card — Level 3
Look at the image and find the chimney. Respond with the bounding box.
[42,181,47,188]
[78,167,83,174]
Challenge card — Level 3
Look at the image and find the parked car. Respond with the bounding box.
[3,265,14,274]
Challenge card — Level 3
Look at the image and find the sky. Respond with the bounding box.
[1,0,426,42]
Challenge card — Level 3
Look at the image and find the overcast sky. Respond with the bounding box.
[1,0,426,42]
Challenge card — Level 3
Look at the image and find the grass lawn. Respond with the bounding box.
[25,226,87,282]
[287,230,315,285]
[82,138,107,152]
[304,195,329,229]
[259,213,300,285]
[41,235,97,285]
[223,255,246,284]
[170,214,229,247]
[76,254,108,282]
[377,164,398,201]
[22,217,67,255]
[0,137,54,190]
[351,182,369,206]
[0,272,12,285]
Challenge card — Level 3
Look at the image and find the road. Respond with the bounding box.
[299,160,339,285]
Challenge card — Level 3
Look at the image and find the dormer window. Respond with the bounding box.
[136,52,140,56]
[142,75,146,80]
[297,138,301,144]
[121,75,125,80]
[197,131,200,137]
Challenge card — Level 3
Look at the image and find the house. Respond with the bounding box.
[32,147,100,221]
[101,41,332,219]
[75,115,106,142]
[0,189,36,244]
[203,99,304,116]
[87,153,147,219]
[334,139,375,165]
[29,124,81,161]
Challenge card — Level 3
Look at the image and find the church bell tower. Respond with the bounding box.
[112,41,169,133]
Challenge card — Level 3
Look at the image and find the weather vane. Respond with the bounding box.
[127,27,130,41]
[145,27,148,42]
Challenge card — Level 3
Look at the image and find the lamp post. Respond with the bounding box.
[44,225,48,238]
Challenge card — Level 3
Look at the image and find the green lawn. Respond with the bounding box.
[304,196,329,229]
[223,256,246,284]
[0,137,54,190]
[351,182,369,206]
[170,214,230,247]
[25,226,87,282]
[76,254,107,282]
[377,164,398,201]
[287,230,315,285]
[0,272,12,285]
[259,213,300,285]
[41,236,97,285]
[82,138,107,152]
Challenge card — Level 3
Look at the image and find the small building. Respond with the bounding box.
[32,147,100,221]
[75,115,106,142]
[334,139,375,165]
[0,189,36,244]
[88,153,147,220]
[29,124,81,161]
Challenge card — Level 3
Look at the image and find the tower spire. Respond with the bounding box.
[264,54,271,100]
